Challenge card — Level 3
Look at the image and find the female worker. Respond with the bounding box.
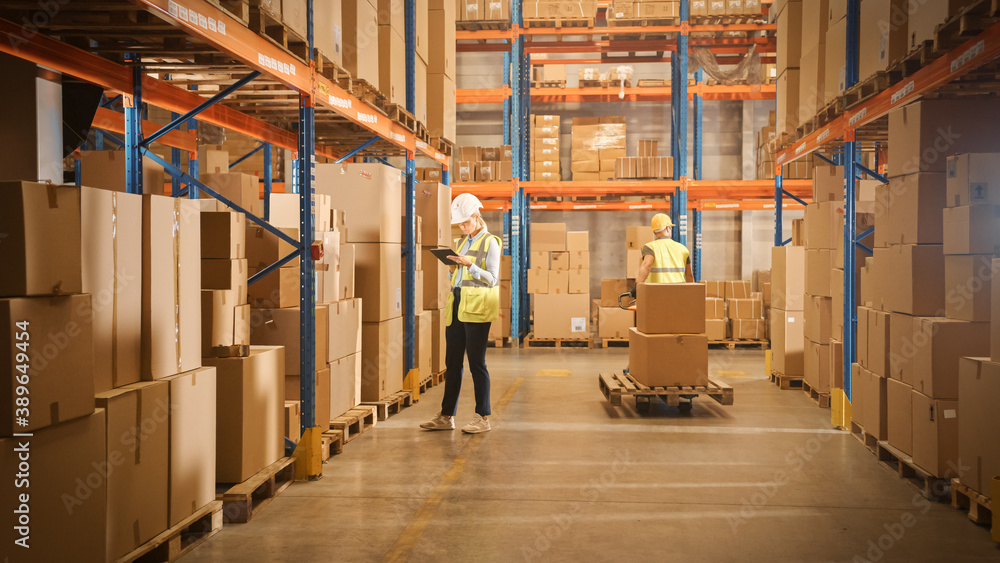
[420,193,501,434]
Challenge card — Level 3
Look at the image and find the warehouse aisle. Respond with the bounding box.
[185,349,999,563]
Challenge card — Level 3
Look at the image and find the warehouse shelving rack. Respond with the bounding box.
[455,0,797,339]
[0,0,445,478]
[772,0,1000,404]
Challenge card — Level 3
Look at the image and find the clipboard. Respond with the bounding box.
[428,247,461,265]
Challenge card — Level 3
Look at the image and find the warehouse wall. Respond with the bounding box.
[460,52,797,286]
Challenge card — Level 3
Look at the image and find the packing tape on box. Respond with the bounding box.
[111,192,120,386]
[173,199,183,372]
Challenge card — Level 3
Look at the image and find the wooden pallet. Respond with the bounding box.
[419,375,435,394]
[314,51,352,84]
[769,369,804,390]
[217,457,295,523]
[952,479,994,526]
[362,390,414,421]
[579,79,633,88]
[524,332,594,348]
[430,137,454,157]
[600,337,629,348]
[636,78,668,87]
[384,104,417,133]
[709,339,769,350]
[331,405,377,443]
[208,0,250,25]
[876,441,951,502]
[248,4,309,62]
[432,369,446,385]
[801,379,831,408]
[117,500,223,563]
[523,16,594,28]
[531,79,567,88]
[599,372,734,411]
[321,429,344,458]
[207,344,249,358]
[607,17,679,27]
[487,336,510,348]
[844,70,898,109]
[456,19,512,31]
[349,78,389,114]
[415,121,431,144]
[849,420,878,455]
[934,0,1000,55]
[689,14,762,26]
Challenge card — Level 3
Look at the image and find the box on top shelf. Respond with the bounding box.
[343,0,380,89]
[315,163,401,243]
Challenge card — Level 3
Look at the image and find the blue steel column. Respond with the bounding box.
[521,33,531,336]
[263,143,273,221]
[503,51,512,145]
[694,68,703,180]
[170,111,182,196]
[676,187,687,246]
[843,0,861,402]
[694,209,702,281]
[510,0,523,342]
[298,0,317,441]
[404,0,417,374]
[774,170,783,246]
[187,85,199,198]
[125,53,143,195]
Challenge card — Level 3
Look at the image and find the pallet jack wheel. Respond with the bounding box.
[678,401,693,414]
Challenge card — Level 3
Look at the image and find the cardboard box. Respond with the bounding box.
[706,319,728,341]
[286,365,332,430]
[377,25,406,105]
[776,0,802,74]
[95,383,168,561]
[629,330,708,387]
[315,230,341,304]
[327,298,363,362]
[824,16,847,103]
[548,269,569,295]
[626,226,655,250]
[732,319,765,340]
[888,99,1000,177]
[550,251,570,270]
[625,250,642,279]
[869,310,891,377]
[315,0,344,66]
[772,309,804,375]
[204,347,284,483]
[201,211,245,259]
[81,187,142,392]
[531,251,550,270]
[830,339,844,389]
[267,193,331,232]
[705,298,725,320]
[532,223,567,252]
[860,0,910,80]
[248,264,299,308]
[355,243,402,322]
[805,338,830,393]
[567,231,589,252]
[598,307,635,339]
[426,72,457,141]
[958,357,1000,493]
[884,173,946,245]
[201,290,249,355]
[163,366,216,526]
[361,317,405,401]
[415,310,433,378]
[943,204,1000,255]
[911,391,959,477]
[600,278,635,307]
[853,363,867,429]
[0,182,82,297]
[805,249,833,297]
[776,69,800,135]
[533,293,590,338]
[724,280,751,300]
[857,306,870,368]
[568,270,589,294]
[886,244,944,316]
[910,317,989,399]
[727,298,762,320]
[428,7,456,77]
[866,370,890,440]
[944,255,993,322]
[343,0,380,89]
[0,410,108,562]
[416,183,452,248]
[315,163,401,243]
[805,201,838,249]
[285,400,301,443]
[804,295,832,343]
[636,283,706,334]
[889,312,916,384]
[908,0,979,47]
[423,254,450,309]
[250,305,328,376]
[812,165,843,203]
[528,268,550,294]
[246,224,298,270]
[330,353,361,418]
[946,153,1000,207]
[200,173,262,218]
[704,280,723,298]
[80,150,166,195]
[201,259,248,297]
[569,251,590,270]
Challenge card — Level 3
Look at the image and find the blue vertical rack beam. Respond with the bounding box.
[503,51,512,145]
[674,1,690,245]
[842,0,861,402]
[263,142,272,221]
[125,53,143,195]
[170,111,182,196]
[404,0,417,374]
[694,209,702,281]
[774,171,783,246]
[186,85,200,198]
[521,33,531,337]
[298,0,317,439]
[510,0,523,342]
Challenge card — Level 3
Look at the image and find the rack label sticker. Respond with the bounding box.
[329,95,352,110]
[416,140,428,150]
[848,108,866,127]
[794,143,806,155]
[777,154,787,165]
[390,132,406,143]
[357,112,379,125]
[952,40,985,73]
[573,204,597,209]
[258,54,296,77]
[628,204,653,209]
[891,81,914,105]
[712,203,740,209]
[818,128,830,142]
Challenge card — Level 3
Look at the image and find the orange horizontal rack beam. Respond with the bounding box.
[458,84,776,103]
[92,106,198,153]
[455,22,774,41]
[478,199,805,212]
[778,20,1000,166]
[452,179,811,200]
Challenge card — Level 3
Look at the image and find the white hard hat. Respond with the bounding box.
[451,193,483,224]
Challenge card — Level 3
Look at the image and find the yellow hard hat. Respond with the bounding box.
[651,213,673,233]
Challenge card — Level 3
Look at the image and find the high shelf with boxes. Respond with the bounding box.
[0,0,452,482]
[770,0,1000,516]
[453,0,808,337]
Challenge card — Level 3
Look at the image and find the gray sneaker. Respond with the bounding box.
[462,414,491,434]
[420,413,455,430]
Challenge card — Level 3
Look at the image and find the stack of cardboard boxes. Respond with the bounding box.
[775,0,801,137]
[572,116,625,181]
[460,0,513,20]
[606,0,681,20]
[691,0,761,17]
[528,223,592,339]
[454,146,514,182]
[532,115,563,181]
[418,182,452,376]
[490,255,514,343]
[343,0,381,90]
[523,0,597,20]
[428,0,457,142]
[614,139,674,180]
[771,246,805,378]
[598,279,636,341]
[629,284,709,387]
[704,280,766,341]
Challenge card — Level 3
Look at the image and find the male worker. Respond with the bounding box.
[637,213,694,284]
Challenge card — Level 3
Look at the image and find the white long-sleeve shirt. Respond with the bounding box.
[452,228,500,288]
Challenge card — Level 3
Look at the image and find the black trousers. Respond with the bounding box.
[441,288,492,417]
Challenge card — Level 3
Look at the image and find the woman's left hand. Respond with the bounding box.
[449,255,473,268]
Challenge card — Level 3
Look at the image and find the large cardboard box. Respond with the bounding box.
[361,317,405,401]
[315,0,344,65]
[423,256,451,309]
[944,255,993,322]
[883,173,946,245]
[776,69,801,135]
[887,377,913,455]
[532,223,567,252]
[946,153,1000,207]
[598,307,635,339]
[250,306,328,376]
[315,230,341,304]
[533,293,591,339]
[328,298,363,362]
[859,0,910,80]
[804,295,832,343]
[201,211,245,259]
[889,312,916,383]
[2,295,95,435]
[0,410,108,563]
[888,99,1000,177]
[415,310,434,378]
[163,366,216,527]
[636,283,705,334]
[377,25,406,106]
[869,308,892,377]
[201,259,248,295]
[96,383,168,561]
[732,319,765,340]
[80,150,166,195]
[626,225,655,250]
[705,298,725,319]
[81,187,142,392]
[248,264,299,308]
[626,249,642,279]
[285,365,332,429]
[428,7,456,77]
[315,163,401,243]
[200,173,262,218]
[142,196,201,380]
[805,201,837,249]
[330,353,361,418]
[528,268,549,294]
[805,249,833,297]
[852,364,867,429]
[824,16,847,103]
[246,224,298,270]
[771,246,805,310]
[600,278,635,307]
[943,204,1000,255]
[886,244,944,316]
[629,330,708,387]
[908,0,978,46]
[416,183,452,247]
[958,357,1000,494]
[911,391,959,477]
[203,346,284,483]
[805,338,830,393]
[865,370,889,440]
[201,290,250,355]
[355,242,403,322]
[0,182,82,297]
[772,309,805,375]
[910,318,989,399]
[776,1,802,74]
[343,0,380,89]
[706,319,729,341]
[727,298,762,320]
[431,308,447,373]
[339,243,357,301]
[857,307,870,368]
[427,73,457,141]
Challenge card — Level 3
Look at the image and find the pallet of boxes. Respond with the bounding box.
[490,255,513,347]
[453,145,513,183]
[598,278,635,347]
[532,115,562,182]
[572,116,625,182]
[416,181,452,383]
[526,223,592,347]
[770,241,806,390]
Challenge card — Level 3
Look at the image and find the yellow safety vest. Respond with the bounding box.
[644,237,689,284]
[445,231,501,326]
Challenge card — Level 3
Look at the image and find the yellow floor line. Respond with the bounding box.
[383,377,525,563]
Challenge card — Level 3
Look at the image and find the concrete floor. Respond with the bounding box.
[185,347,1000,562]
